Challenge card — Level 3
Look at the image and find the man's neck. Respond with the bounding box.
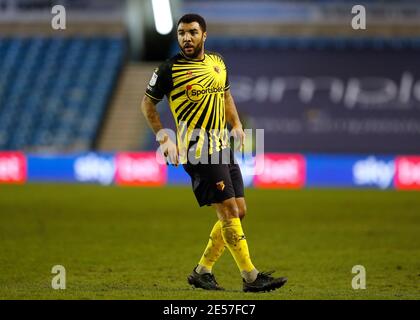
[181,49,205,61]
[196,49,205,60]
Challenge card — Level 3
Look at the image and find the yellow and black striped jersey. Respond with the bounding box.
[145,51,230,161]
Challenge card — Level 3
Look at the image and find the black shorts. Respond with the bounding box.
[183,148,245,207]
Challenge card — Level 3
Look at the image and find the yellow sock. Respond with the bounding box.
[197,221,226,272]
[221,218,255,273]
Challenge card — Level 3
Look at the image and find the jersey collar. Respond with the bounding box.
[179,51,206,62]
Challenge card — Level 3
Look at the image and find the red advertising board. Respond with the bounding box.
[115,152,167,186]
[0,152,27,184]
[253,153,305,188]
[395,156,420,190]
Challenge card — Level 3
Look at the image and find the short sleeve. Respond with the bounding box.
[145,61,172,101]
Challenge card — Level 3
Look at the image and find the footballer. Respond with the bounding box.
[140,13,287,292]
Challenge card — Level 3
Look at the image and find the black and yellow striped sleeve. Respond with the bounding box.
[145,60,172,101]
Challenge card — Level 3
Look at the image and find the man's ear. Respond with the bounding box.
[203,32,207,42]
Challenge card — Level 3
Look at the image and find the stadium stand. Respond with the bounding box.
[1,0,420,153]
[202,36,420,51]
[97,63,156,152]
[0,36,125,151]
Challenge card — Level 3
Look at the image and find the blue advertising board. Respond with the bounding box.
[306,154,395,189]
[24,152,403,190]
[167,165,191,185]
[27,153,115,185]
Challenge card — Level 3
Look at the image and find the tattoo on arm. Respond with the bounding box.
[140,95,164,134]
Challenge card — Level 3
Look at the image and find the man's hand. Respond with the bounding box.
[231,125,245,151]
[141,95,179,164]
[159,134,179,166]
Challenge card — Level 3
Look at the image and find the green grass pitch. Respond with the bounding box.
[0,184,419,300]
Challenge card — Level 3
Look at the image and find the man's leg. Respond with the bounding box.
[214,197,288,292]
[196,197,246,274]
[195,220,225,274]
[213,198,259,283]
[235,197,247,220]
[187,152,286,291]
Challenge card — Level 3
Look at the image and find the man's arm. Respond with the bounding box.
[225,89,242,128]
[140,95,165,135]
[140,95,179,165]
[224,89,245,150]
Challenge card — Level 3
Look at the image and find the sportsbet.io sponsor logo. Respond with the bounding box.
[253,154,306,188]
[0,152,26,183]
[395,156,420,189]
[186,83,224,103]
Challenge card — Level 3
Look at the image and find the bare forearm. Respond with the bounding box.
[225,91,242,128]
[140,95,164,134]
[141,95,178,163]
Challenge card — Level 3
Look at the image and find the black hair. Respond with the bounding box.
[177,13,207,32]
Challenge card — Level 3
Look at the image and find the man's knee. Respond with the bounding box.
[217,199,239,220]
[236,199,247,220]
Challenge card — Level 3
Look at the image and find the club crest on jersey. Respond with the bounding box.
[216,181,225,191]
[213,66,220,74]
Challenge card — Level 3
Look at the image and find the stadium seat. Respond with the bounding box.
[0,36,125,151]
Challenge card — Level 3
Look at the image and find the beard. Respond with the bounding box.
[180,39,204,59]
